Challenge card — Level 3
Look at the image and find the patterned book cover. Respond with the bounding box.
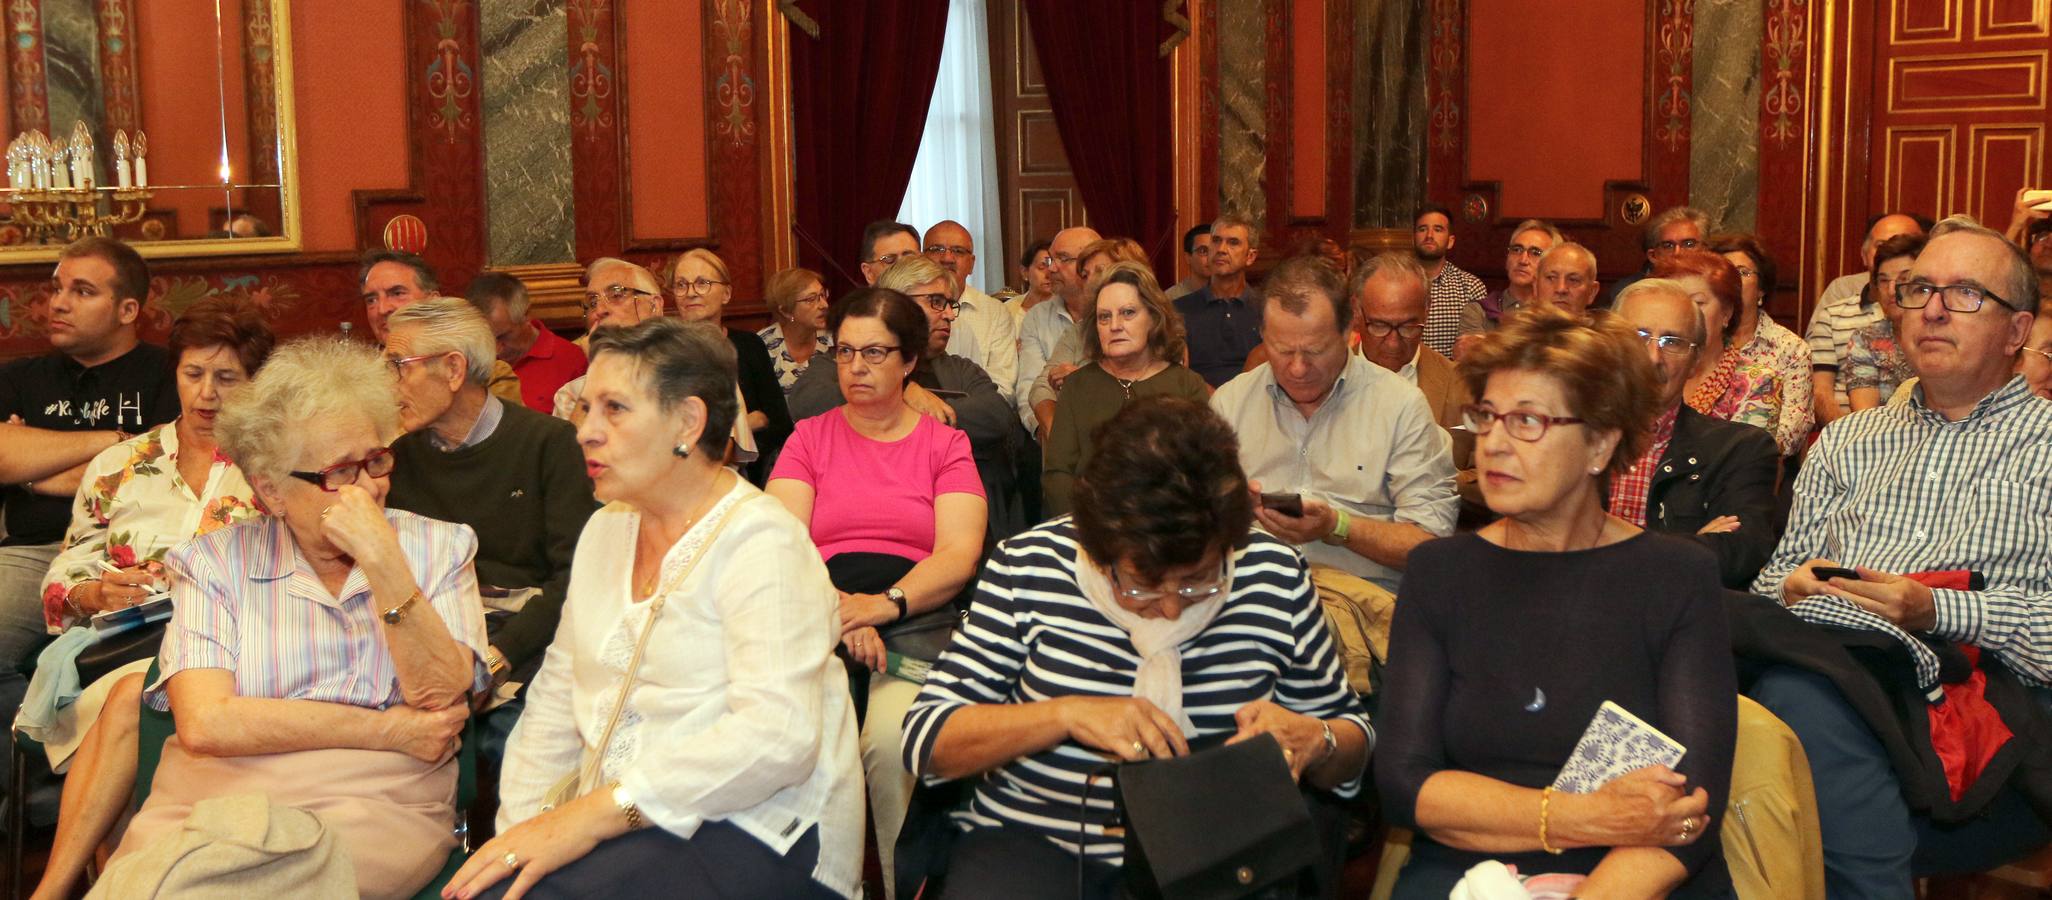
[1550,701,1687,794]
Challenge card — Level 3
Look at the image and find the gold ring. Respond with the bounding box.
[503,850,521,869]
[1130,741,1144,756]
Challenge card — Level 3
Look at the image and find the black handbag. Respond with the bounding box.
[1117,733,1323,900]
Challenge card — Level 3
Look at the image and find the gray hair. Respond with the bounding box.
[878,255,961,299]
[586,256,662,295]
[1539,241,1598,278]
[1210,213,1260,249]
[1924,216,2041,312]
[586,318,739,458]
[357,249,438,293]
[387,298,496,387]
[1643,207,1711,249]
[1615,277,1708,346]
[216,336,399,485]
[1347,251,1428,313]
[1509,219,1564,248]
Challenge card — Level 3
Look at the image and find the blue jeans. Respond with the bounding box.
[1750,666,2052,900]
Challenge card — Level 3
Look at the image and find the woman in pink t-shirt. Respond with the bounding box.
[768,286,987,893]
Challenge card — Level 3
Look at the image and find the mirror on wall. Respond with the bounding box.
[0,0,298,260]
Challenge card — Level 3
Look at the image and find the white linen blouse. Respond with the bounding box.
[493,480,863,897]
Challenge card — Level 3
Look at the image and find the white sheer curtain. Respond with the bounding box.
[897,0,1005,295]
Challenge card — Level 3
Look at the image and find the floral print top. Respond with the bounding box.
[1734,317,1816,455]
[1843,318,1914,404]
[1688,344,1792,451]
[39,421,259,630]
[757,324,832,394]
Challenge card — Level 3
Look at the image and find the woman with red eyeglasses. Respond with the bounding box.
[93,335,491,899]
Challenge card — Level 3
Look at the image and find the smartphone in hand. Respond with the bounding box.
[1259,491,1305,517]
[1812,565,1862,582]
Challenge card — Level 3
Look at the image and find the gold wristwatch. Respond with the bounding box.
[382,590,421,625]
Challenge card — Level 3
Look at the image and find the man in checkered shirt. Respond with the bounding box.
[1748,220,2052,899]
[1412,203,1485,359]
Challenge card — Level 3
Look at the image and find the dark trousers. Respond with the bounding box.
[478,821,836,900]
[938,826,1122,900]
[1750,666,2052,900]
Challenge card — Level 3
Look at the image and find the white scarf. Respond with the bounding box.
[1073,547,1233,735]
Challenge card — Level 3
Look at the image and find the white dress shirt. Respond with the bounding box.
[494,482,863,896]
[946,285,1019,404]
[1014,298,1077,430]
[1210,354,1458,591]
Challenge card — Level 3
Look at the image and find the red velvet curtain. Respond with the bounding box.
[789,2,951,293]
[1021,1,1179,277]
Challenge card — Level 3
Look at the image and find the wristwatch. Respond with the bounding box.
[382,590,421,625]
[1319,720,1338,760]
[611,781,644,830]
[885,587,909,622]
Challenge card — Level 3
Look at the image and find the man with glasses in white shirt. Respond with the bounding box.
[922,220,1017,403]
[1749,220,2052,899]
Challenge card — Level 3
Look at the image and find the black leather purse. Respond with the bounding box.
[1117,733,1323,900]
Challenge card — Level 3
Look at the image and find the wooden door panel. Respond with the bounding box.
[989,0,1083,289]
[1867,0,2046,229]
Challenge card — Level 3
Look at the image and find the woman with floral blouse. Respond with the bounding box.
[39,297,273,629]
[1712,234,1815,455]
[1654,250,1794,450]
[758,267,833,393]
[1844,234,1926,411]
[26,297,273,900]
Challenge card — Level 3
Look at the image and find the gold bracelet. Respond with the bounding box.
[1539,786,1564,855]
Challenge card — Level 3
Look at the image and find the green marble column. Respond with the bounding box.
[1691,0,1762,233]
[481,0,576,266]
[1351,0,1426,229]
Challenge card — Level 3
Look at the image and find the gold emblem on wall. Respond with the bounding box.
[1620,193,1652,225]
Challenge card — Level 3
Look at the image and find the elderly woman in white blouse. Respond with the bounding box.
[447,318,862,900]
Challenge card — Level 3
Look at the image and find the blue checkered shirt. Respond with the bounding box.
[1752,375,2052,688]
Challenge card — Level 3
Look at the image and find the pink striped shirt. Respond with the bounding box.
[146,509,491,710]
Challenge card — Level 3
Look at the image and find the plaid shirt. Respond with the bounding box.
[1752,375,2052,687]
[1608,405,1680,526]
[1423,260,1487,358]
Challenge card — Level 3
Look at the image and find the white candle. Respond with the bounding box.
[116,158,131,189]
[133,157,148,189]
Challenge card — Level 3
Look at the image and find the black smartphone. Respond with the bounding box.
[1812,565,1862,581]
[1259,491,1304,517]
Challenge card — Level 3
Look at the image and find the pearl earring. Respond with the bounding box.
[673,443,692,459]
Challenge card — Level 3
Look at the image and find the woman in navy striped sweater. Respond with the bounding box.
[900,396,1370,899]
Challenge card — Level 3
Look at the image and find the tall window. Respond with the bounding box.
[898,0,1004,295]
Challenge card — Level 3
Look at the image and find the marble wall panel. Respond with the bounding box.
[1691,0,1761,232]
[1351,0,1426,228]
[481,0,576,266]
[1218,0,1267,232]
[41,0,104,143]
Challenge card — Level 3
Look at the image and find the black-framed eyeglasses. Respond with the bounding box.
[831,343,901,365]
[867,252,916,267]
[581,284,657,313]
[288,447,396,492]
[923,244,972,257]
[909,292,960,314]
[1895,280,2017,313]
[670,278,730,296]
[1360,319,1425,341]
[1507,243,1547,259]
[1112,560,1229,604]
[1460,405,1586,442]
[1635,328,1700,357]
[1656,238,1703,253]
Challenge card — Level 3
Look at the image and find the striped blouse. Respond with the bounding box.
[1752,375,2052,686]
[146,510,492,710]
[901,519,1371,863]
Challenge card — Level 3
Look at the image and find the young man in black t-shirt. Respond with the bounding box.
[0,237,178,673]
